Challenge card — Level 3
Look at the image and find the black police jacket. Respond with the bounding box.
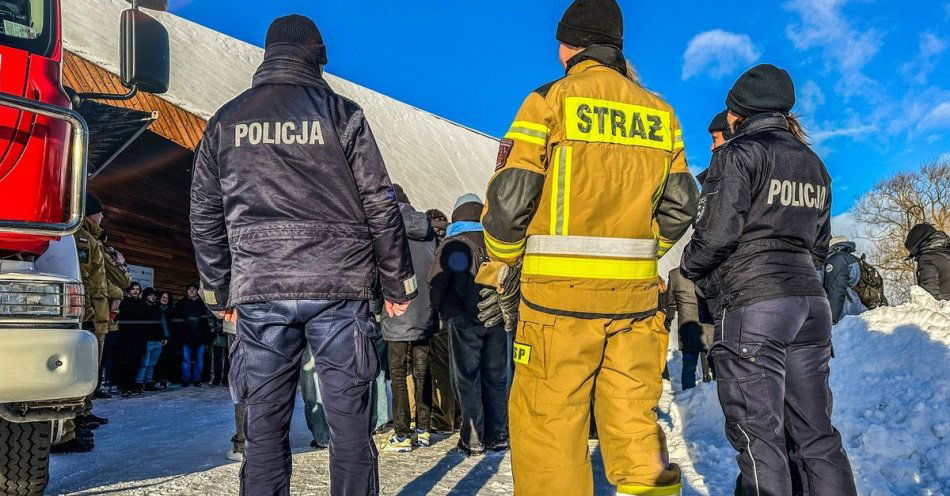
[912,230,950,300]
[680,113,831,315]
[190,44,416,310]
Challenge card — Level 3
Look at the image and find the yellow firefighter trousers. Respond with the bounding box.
[509,304,681,495]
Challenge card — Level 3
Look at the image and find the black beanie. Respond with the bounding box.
[392,184,410,204]
[556,0,623,49]
[726,64,796,118]
[905,223,937,255]
[85,193,102,216]
[265,15,327,65]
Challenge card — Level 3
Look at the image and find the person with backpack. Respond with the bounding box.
[823,236,869,323]
[905,223,950,300]
[428,193,509,456]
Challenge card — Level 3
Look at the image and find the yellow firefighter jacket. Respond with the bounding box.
[482,46,699,318]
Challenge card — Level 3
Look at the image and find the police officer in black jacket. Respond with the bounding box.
[681,64,857,496]
[190,15,416,496]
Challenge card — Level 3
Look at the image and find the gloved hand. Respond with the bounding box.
[475,262,521,332]
[477,288,504,328]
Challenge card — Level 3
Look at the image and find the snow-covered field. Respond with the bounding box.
[49,287,949,495]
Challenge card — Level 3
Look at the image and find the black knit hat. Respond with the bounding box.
[726,64,796,118]
[556,0,623,49]
[85,193,102,216]
[905,223,937,255]
[265,15,327,65]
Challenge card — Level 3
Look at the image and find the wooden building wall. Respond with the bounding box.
[62,52,207,299]
[89,133,198,299]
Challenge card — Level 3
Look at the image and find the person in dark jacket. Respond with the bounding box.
[428,194,509,456]
[681,64,857,496]
[209,311,229,386]
[116,282,150,396]
[708,109,732,152]
[380,184,437,452]
[665,268,715,389]
[135,288,168,391]
[905,223,950,300]
[424,208,461,434]
[175,284,212,387]
[189,15,416,496]
[824,236,868,323]
[152,291,178,388]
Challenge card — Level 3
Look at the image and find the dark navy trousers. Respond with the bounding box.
[712,296,857,496]
[231,300,380,496]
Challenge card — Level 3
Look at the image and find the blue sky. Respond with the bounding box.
[169,0,950,215]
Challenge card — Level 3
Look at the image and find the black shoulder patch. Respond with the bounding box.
[533,79,561,98]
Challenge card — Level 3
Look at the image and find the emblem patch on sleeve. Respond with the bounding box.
[203,289,218,305]
[403,275,418,295]
[77,248,89,263]
[496,138,514,171]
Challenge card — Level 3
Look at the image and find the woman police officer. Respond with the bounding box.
[680,64,857,496]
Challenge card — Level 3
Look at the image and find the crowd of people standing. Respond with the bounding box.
[100,282,223,398]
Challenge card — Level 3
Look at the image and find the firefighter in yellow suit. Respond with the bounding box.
[479,1,699,494]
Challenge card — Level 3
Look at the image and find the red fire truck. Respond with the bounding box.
[0,1,168,493]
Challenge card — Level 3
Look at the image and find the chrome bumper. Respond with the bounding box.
[0,328,98,403]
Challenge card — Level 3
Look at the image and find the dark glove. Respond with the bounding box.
[477,288,504,328]
[498,265,521,333]
[475,263,521,332]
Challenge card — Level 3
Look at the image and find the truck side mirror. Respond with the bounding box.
[119,9,170,95]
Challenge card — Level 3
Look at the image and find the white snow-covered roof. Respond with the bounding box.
[62,0,497,212]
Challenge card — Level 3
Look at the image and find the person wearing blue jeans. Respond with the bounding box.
[137,289,169,390]
[176,284,212,387]
[181,343,207,386]
[137,341,165,386]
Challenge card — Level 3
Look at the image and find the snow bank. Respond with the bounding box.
[670,286,950,495]
[831,286,950,495]
[61,0,498,212]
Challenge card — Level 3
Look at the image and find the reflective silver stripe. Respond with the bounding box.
[508,127,548,140]
[736,423,761,496]
[526,235,657,259]
[555,147,567,235]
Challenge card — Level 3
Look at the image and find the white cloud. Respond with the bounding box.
[901,33,947,84]
[811,124,877,143]
[798,80,826,116]
[681,30,761,80]
[919,101,950,130]
[940,152,950,163]
[784,0,883,98]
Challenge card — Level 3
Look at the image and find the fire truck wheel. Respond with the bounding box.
[0,419,51,496]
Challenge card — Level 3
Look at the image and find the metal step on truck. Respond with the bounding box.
[0,1,169,494]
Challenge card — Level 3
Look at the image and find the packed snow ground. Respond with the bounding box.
[48,287,948,495]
